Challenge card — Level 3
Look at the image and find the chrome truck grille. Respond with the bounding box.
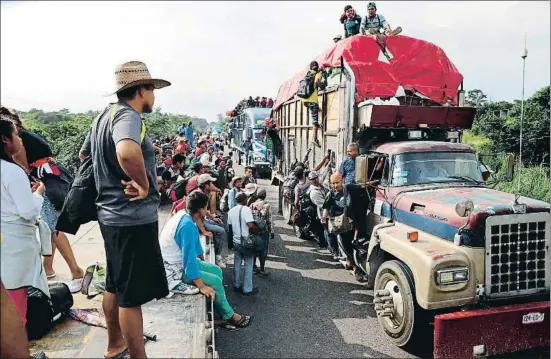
[485,212,550,298]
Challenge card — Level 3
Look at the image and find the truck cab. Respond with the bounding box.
[229,107,272,177]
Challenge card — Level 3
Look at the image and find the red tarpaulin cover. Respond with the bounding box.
[272,35,463,110]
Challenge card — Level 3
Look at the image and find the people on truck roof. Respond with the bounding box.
[340,5,362,38]
[361,2,402,36]
[267,97,274,107]
[299,61,322,148]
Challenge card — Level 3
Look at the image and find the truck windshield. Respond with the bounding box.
[391,151,484,186]
[253,129,265,143]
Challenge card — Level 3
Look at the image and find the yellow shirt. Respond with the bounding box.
[301,71,322,104]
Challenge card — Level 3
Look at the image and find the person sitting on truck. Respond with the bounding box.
[260,97,267,108]
[247,96,255,108]
[242,137,253,166]
[171,191,254,329]
[360,2,402,36]
[339,143,358,185]
[300,61,323,148]
[340,5,362,38]
[267,98,274,107]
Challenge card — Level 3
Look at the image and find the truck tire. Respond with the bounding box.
[374,260,427,349]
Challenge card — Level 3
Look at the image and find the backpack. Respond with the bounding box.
[250,201,268,232]
[26,283,74,340]
[26,288,53,340]
[166,177,190,202]
[282,174,299,200]
[297,71,316,99]
[40,161,74,211]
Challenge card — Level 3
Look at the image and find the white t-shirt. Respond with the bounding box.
[159,210,186,265]
[227,204,254,243]
[1,160,44,222]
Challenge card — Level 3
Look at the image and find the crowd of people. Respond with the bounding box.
[227,96,274,118]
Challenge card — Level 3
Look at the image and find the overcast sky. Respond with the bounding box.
[1,1,549,122]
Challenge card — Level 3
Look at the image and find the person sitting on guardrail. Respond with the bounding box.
[189,174,227,268]
[160,153,186,191]
[177,191,254,330]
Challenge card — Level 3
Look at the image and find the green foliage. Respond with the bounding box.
[462,86,550,202]
[15,106,209,174]
[493,163,550,203]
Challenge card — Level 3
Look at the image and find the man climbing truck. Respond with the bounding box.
[270,34,550,358]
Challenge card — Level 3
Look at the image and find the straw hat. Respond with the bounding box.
[109,61,170,95]
[231,176,244,186]
[244,183,258,196]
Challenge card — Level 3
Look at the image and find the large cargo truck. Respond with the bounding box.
[270,34,550,358]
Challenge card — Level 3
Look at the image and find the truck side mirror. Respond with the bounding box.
[505,153,515,182]
[455,199,474,217]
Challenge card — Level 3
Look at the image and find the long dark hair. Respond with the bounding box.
[0,118,16,163]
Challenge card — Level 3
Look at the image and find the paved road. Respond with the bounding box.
[215,167,549,359]
[216,175,421,359]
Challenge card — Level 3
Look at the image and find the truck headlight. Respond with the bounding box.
[436,267,469,285]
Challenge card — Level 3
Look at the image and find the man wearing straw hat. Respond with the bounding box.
[80,61,170,359]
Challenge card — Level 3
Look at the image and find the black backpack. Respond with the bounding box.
[25,283,73,340]
[167,177,190,202]
[297,72,316,99]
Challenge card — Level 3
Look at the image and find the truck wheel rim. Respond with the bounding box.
[382,279,405,330]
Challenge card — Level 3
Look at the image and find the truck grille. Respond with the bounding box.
[485,212,550,298]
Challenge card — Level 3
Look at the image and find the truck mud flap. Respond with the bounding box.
[433,301,550,358]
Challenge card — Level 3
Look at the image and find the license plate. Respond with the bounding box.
[522,312,545,324]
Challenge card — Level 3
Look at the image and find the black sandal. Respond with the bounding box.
[229,315,254,328]
[216,322,238,331]
[104,348,129,359]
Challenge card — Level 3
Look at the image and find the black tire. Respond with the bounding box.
[374,260,428,349]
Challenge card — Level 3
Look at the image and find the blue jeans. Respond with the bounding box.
[305,102,319,126]
[204,219,226,255]
[254,232,270,270]
[233,242,254,293]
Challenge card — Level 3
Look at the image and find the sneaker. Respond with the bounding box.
[215,255,227,269]
[68,277,83,293]
[171,282,200,295]
[390,26,402,36]
[312,138,321,148]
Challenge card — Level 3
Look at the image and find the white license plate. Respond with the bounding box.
[522,312,545,324]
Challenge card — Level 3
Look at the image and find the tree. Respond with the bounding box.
[465,89,488,107]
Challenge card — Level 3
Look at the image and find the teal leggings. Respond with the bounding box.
[183,261,234,320]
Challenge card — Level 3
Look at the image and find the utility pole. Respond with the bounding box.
[518,33,527,193]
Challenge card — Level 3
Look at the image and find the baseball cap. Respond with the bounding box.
[308,171,319,180]
[198,173,217,185]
